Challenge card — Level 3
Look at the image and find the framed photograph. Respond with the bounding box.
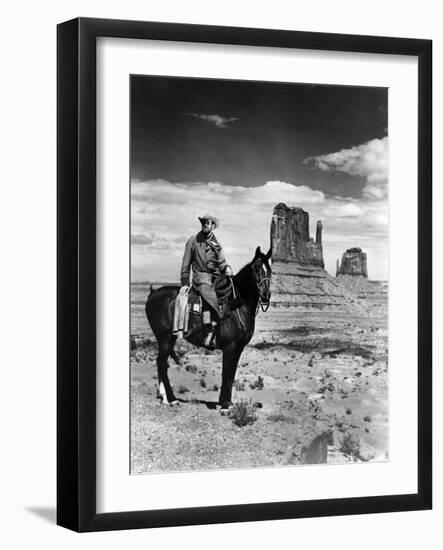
[57,17,432,532]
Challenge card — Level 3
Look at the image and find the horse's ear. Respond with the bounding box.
[254,246,261,258]
[265,247,272,260]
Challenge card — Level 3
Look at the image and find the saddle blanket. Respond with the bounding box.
[173,280,241,340]
[173,287,202,339]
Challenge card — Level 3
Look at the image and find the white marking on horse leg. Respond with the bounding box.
[158,382,168,404]
[158,382,179,406]
[219,405,233,416]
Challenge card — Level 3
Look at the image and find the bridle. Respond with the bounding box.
[251,259,271,315]
[227,258,271,332]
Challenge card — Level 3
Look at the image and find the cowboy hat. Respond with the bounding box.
[198,214,219,228]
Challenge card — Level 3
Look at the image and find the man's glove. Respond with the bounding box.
[179,285,189,294]
[225,266,233,277]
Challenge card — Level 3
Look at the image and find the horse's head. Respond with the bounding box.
[251,246,272,307]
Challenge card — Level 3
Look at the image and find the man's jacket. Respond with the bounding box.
[180,231,228,287]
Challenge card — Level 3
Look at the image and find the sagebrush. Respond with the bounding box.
[228,400,257,427]
[339,432,361,461]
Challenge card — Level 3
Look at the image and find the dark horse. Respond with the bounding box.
[146,246,272,409]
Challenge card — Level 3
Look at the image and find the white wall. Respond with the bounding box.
[0,1,440,547]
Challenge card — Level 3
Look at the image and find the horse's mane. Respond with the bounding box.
[233,262,258,300]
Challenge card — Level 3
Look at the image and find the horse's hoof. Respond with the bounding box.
[160,397,179,405]
[219,402,233,415]
[159,399,179,406]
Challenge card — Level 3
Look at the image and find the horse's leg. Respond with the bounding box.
[219,342,244,410]
[157,336,178,405]
[169,334,181,365]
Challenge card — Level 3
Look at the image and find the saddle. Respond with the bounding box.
[188,274,234,306]
[214,275,244,313]
[188,286,202,314]
[186,283,230,321]
[213,274,233,305]
[214,275,243,310]
[173,276,243,343]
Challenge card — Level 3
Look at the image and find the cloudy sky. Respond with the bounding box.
[131,76,388,282]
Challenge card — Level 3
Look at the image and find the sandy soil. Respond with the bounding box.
[131,308,388,474]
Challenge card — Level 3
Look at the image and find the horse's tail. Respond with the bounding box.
[145,284,154,319]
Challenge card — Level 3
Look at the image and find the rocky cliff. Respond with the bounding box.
[336,247,368,277]
[270,204,365,312]
[268,205,387,314]
[271,203,324,268]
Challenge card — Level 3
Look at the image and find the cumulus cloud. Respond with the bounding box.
[131,178,388,281]
[303,137,388,200]
[131,232,185,250]
[188,113,239,128]
[131,233,153,245]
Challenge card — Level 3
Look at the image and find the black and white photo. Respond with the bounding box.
[130,75,389,473]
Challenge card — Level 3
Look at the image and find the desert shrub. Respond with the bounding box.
[339,432,361,461]
[249,376,264,390]
[199,377,207,388]
[185,364,197,373]
[130,336,154,350]
[177,385,189,394]
[320,370,332,383]
[212,384,219,392]
[228,400,257,427]
[363,415,372,422]
[345,408,352,415]
[234,380,245,391]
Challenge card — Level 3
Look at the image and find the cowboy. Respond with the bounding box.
[180,214,233,347]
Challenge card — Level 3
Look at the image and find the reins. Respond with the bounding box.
[230,279,247,331]
[217,259,270,332]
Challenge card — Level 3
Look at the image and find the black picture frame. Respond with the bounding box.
[57,17,432,532]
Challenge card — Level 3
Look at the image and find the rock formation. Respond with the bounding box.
[334,248,387,316]
[270,204,360,311]
[336,247,368,278]
[268,204,386,313]
[270,203,325,277]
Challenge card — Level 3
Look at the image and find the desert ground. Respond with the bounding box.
[131,284,388,474]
